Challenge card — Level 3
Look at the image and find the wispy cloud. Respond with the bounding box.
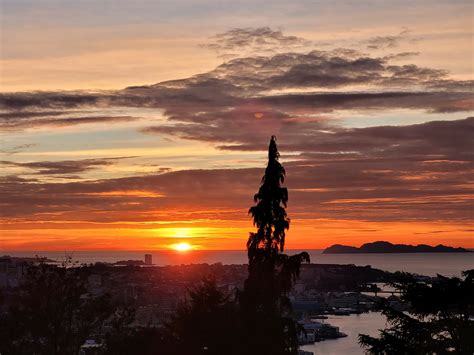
[200,26,311,59]
[365,28,413,50]
[1,157,137,176]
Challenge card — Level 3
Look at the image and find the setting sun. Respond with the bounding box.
[172,242,192,251]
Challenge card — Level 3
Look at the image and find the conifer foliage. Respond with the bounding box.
[240,136,310,355]
[359,270,474,354]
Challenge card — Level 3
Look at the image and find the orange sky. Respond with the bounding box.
[1,219,473,251]
[1,1,473,251]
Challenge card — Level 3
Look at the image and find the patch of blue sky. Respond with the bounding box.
[4,121,266,177]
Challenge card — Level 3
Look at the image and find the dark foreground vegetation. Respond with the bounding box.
[359,270,474,354]
[1,260,472,355]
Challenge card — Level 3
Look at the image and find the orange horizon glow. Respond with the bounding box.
[1,219,472,251]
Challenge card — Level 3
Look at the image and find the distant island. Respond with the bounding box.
[323,241,472,254]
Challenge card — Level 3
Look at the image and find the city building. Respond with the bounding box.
[144,254,153,265]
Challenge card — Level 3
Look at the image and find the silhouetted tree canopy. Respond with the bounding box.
[165,278,242,355]
[240,136,310,355]
[359,269,474,354]
[0,260,113,355]
[105,278,241,355]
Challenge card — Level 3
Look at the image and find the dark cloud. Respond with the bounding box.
[426,79,474,92]
[0,110,71,119]
[1,41,471,134]
[0,145,472,224]
[1,114,472,224]
[195,50,449,91]
[132,48,470,151]
[1,157,136,176]
[216,118,474,168]
[145,99,473,153]
[367,36,400,49]
[382,52,420,60]
[0,143,38,155]
[0,114,139,130]
[130,43,469,149]
[386,64,448,83]
[201,27,311,58]
[0,92,144,129]
[365,28,412,50]
[260,91,471,113]
[0,92,102,110]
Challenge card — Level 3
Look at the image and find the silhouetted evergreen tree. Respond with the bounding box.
[165,277,243,355]
[239,136,310,355]
[359,269,474,354]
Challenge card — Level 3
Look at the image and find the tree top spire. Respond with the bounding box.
[268,135,279,162]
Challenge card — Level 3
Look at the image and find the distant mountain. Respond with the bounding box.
[323,241,472,254]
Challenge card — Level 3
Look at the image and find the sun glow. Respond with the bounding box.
[171,242,192,251]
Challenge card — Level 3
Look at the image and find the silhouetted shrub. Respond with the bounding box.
[359,269,474,354]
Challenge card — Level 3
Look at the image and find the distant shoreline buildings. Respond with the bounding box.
[145,254,153,265]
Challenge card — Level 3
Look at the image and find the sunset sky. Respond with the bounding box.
[1,0,473,251]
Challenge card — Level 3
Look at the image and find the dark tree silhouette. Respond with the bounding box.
[239,136,310,355]
[0,260,113,355]
[359,270,474,354]
[164,277,243,355]
[105,327,170,355]
[105,278,241,355]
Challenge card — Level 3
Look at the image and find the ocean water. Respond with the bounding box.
[301,312,387,355]
[4,249,473,276]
